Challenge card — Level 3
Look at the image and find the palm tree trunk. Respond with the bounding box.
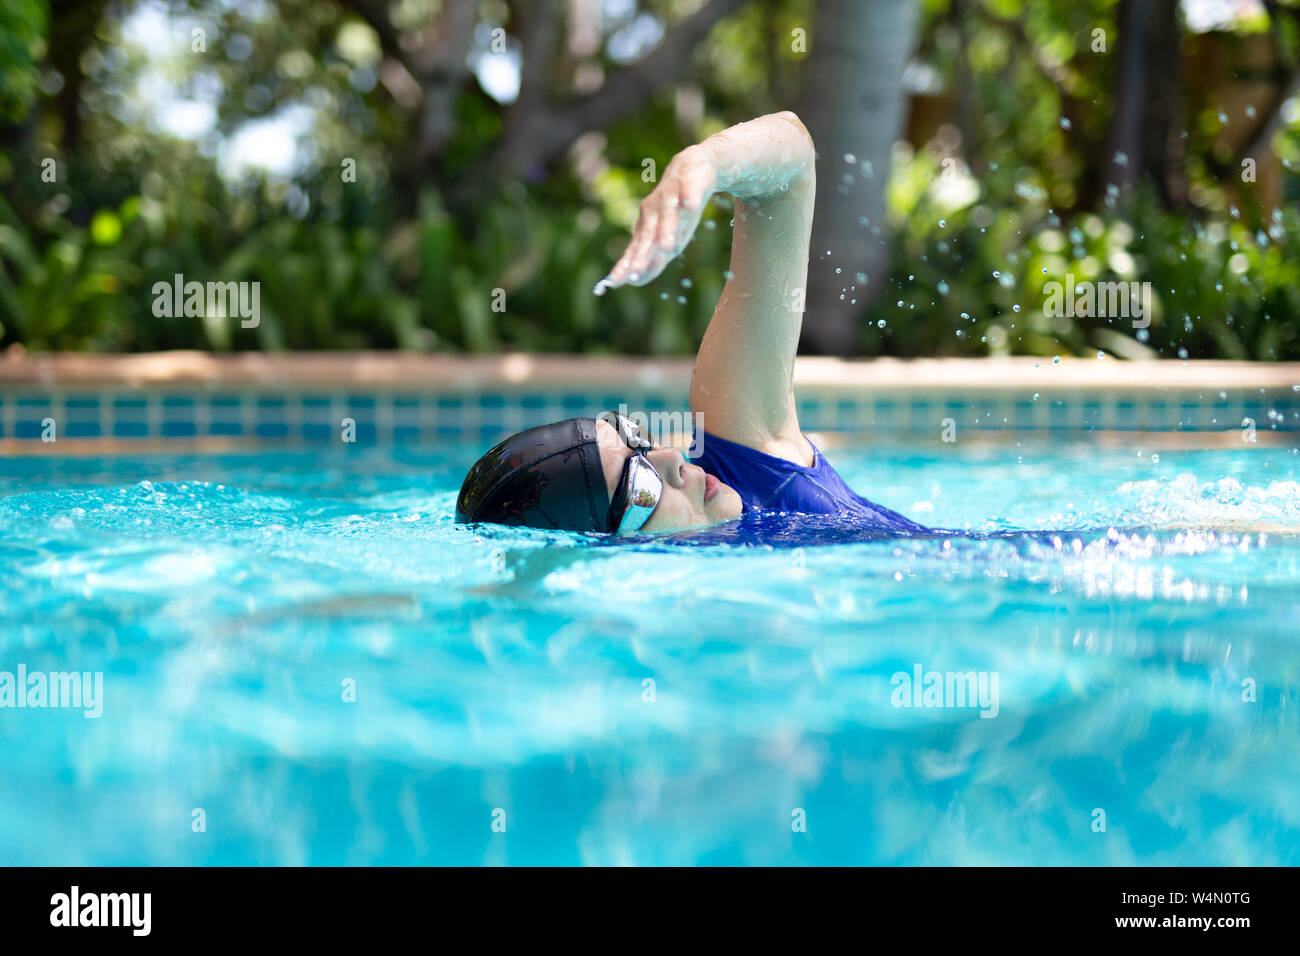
[797,0,920,356]
[1104,0,1187,208]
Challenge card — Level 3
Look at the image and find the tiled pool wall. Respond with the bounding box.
[1,385,1296,445]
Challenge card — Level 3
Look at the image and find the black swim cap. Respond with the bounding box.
[455,417,612,531]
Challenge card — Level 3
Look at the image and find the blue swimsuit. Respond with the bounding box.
[691,430,928,533]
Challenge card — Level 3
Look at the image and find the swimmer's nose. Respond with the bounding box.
[649,447,688,488]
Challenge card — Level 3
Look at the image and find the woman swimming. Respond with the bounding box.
[456,111,926,535]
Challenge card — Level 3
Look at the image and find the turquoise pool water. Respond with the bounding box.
[1,439,1298,865]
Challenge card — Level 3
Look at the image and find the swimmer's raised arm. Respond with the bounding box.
[600,112,816,464]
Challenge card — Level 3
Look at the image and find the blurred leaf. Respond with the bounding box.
[90,210,121,246]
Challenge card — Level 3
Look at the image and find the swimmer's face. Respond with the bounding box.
[595,418,742,532]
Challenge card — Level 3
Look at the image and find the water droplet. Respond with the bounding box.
[680,277,692,289]
[878,319,887,328]
[1059,117,1072,130]
[844,153,856,164]
[1052,355,1060,364]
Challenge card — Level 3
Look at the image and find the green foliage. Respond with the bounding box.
[0,162,738,354]
[0,0,1298,359]
[865,144,1300,359]
[0,0,45,124]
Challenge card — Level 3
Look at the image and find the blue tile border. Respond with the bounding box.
[0,386,1295,444]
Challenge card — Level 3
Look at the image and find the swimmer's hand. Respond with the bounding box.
[596,112,814,296]
[597,147,717,293]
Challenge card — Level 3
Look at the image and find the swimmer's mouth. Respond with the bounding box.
[704,473,721,503]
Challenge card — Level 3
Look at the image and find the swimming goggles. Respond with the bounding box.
[599,411,663,534]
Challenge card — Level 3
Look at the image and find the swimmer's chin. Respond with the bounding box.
[636,516,737,536]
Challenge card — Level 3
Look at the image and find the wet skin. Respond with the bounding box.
[594,418,742,532]
[600,113,819,470]
[586,113,821,533]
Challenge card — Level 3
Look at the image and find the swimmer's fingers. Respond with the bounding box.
[654,196,681,260]
[601,157,714,291]
[673,151,718,225]
[646,172,713,273]
[671,177,707,250]
[607,202,662,287]
[644,188,701,279]
[624,201,676,287]
[622,204,664,286]
[640,195,685,282]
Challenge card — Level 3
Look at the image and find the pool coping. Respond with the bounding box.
[1,428,1292,458]
[2,351,1297,391]
[2,352,1295,447]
